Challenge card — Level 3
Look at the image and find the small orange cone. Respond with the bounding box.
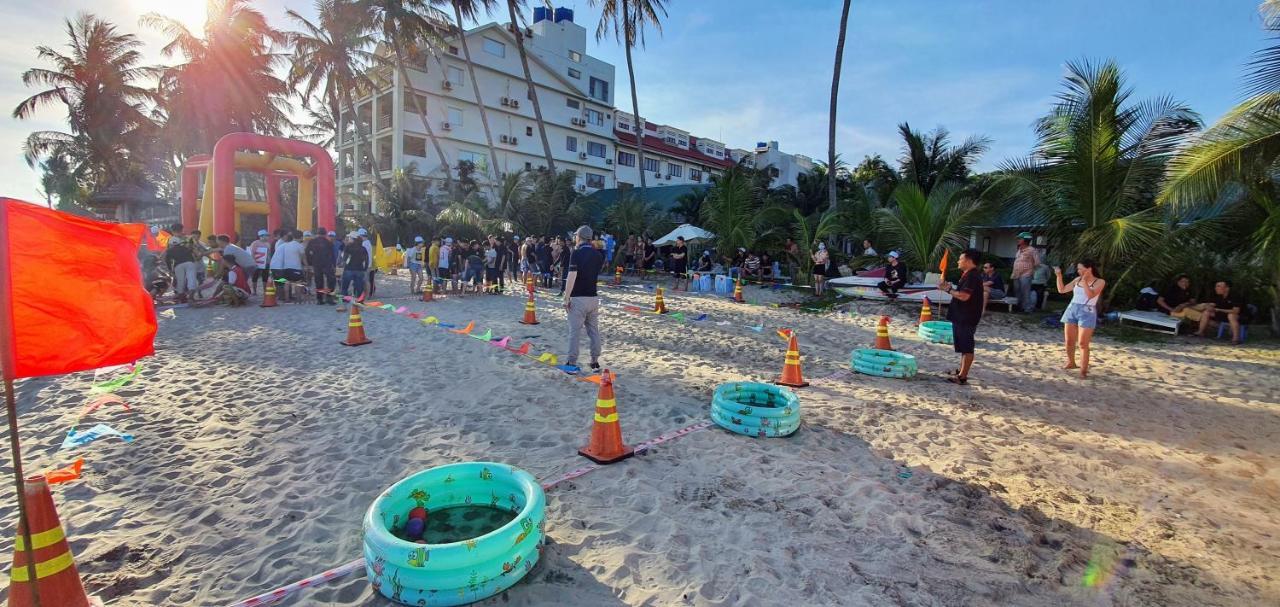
[8,476,102,607]
[519,291,539,325]
[874,315,893,350]
[578,370,634,464]
[613,265,623,286]
[917,297,933,324]
[340,306,372,346]
[422,280,433,302]
[775,332,809,388]
[259,281,278,308]
[733,278,744,303]
[654,287,668,314]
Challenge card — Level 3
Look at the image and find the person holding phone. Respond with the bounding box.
[1056,259,1106,379]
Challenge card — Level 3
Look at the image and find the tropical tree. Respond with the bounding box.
[827,0,852,212]
[292,101,339,148]
[874,182,986,271]
[14,13,159,192]
[1000,59,1201,295]
[358,164,435,240]
[701,162,765,256]
[851,154,897,205]
[897,122,990,196]
[592,0,668,202]
[672,188,707,223]
[450,0,503,194]
[505,0,556,172]
[522,168,582,235]
[605,195,667,237]
[494,169,535,232]
[143,0,291,156]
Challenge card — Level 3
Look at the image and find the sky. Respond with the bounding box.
[0,0,1268,202]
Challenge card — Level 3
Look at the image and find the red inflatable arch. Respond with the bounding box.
[209,133,336,236]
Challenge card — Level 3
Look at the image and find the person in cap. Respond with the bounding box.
[358,228,378,297]
[248,229,271,295]
[1011,232,1042,313]
[877,251,908,299]
[406,236,427,295]
[437,237,453,286]
[811,242,830,296]
[306,228,337,304]
[563,225,605,372]
[339,234,369,309]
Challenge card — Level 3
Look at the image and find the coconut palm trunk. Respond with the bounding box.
[828,0,851,212]
[453,3,503,204]
[341,88,386,203]
[394,50,453,191]
[622,0,648,198]
[506,1,556,173]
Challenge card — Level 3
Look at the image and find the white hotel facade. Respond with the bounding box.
[337,7,813,213]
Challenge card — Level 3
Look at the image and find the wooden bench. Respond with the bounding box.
[1117,310,1181,335]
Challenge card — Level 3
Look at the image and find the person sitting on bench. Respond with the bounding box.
[1202,280,1244,344]
[981,261,1006,314]
[1157,274,1214,334]
[877,251,908,298]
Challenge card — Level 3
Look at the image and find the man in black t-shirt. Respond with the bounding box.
[939,248,984,385]
[670,237,689,290]
[1204,280,1244,343]
[563,225,604,372]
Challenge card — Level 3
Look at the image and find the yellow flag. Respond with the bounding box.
[373,233,388,271]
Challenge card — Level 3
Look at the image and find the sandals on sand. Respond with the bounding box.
[946,374,968,386]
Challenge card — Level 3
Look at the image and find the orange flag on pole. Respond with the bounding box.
[0,198,157,379]
[938,249,950,275]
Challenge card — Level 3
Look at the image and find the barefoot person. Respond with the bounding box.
[562,225,604,373]
[812,243,830,296]
[937,248,984,385]
[1056,259,1105,378]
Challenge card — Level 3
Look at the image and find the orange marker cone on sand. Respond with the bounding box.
[340,306,372,346]
[578,370,634,464]
[917,297,933,324]
[259,281,278,307]
[8,476,103,607]
[733,278,744,303]
[775,332,809,388]
[874,315,893,350]
[654,287,668,314]
[519,291,540,325]
[422,280,433,302]
[613,266,623,286]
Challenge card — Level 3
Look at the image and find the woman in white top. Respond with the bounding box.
[1055,259,1106,379]
[811,243,830,296]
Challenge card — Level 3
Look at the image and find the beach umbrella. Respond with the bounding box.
[653,224,715,246]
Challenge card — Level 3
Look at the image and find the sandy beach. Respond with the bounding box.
[1,273,1277,606]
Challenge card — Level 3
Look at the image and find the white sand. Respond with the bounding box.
[1,273,1277,606]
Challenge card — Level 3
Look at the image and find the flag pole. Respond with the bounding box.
[0,200,42,606]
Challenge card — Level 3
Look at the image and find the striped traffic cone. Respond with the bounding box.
[578,370,634,464]
[613,266,623,286]
[732,278,744,303]
[519,291,539,325]
[8,476,102,607]
[917,297,933,324]
[422,280,433,302]
[525,272,535,295]
[340,306,372,346]
[259,281,278,307]
[654,287,668,314]
[775,332,809,388]
[874,315,893,350]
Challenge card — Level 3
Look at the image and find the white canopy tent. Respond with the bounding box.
[653,224,715,246]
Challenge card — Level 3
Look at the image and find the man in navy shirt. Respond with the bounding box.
[939,248,984,385]
[562,225,605,371]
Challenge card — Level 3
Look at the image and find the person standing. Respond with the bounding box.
[563,225,605,372]
[437,237,453,286]
[484,237,500,290]
[339,235,369,308]
[270,231,307,302]
[1056,259,1106,378]
[812,243,830,296]
[406,236,427,295]
[670,236,689,290]
[642,237,657,278]
[1011,232,1042,313]
[536,237,553,288]
[248,229,271,295]
[428,237,441,284]
[306,229,337,304]
[937,249,985,385]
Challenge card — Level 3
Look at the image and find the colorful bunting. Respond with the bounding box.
[61,424,134,450]
[89,365,141,394]
[46,459,85,485]
[81,395,131,418]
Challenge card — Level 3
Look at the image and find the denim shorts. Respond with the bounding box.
[1061,303,1098,329]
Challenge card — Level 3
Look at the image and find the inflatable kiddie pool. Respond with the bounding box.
[710,382,801,437]
[917,320,954,345]
[362,462,546,606]
[851,349,918,378]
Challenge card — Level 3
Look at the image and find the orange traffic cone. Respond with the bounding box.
[775,332,809,388]
[259,281,278,308]
[613,266,623,286]
[422,280,433,302]
[874,315,893,350]
[732,278,744,303]
[8,476,102,607]
[340,306,372,346]
[519,291,539,325]
[917,297,933,325]
[654,287,668,314]
[578,370,634,465]
[525,273,536,295]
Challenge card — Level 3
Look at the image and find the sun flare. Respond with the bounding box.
[133,0,208,33]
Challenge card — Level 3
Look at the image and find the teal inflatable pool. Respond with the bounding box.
[363,462,546,606]
[851,349,918,378]
[918,320,954,344]
[710,382,801,437]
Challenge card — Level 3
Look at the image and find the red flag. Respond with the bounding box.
[0,198,157,379]
[143,229,162,252]
[938,249,950,275]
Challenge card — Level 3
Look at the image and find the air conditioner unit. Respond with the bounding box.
[665,175,672,180]
[500,97,510,106]
[578,152,588,160]
[441,122,452,131]
[605,159,614,165]
[499,134,510,143]
[510,100,520,108]
[442,80,453,90]
[510,137,518,145]
[577,184,586,192]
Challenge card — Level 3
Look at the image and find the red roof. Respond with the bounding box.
[615,130,735,169]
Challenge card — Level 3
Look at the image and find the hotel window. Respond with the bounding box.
[617,151,636,166]
[668,164,683,177]
[569,50,582,62]
[566,136,578,152]
[483,37,505,57]
[526,126,533,136]
[690,169,702,182]
[403,135,426,158]
[458,150,488,173]
[643,157,660,172]
[586,173,605,189]
[585,109,604,126]
[568,68,581,79]
[566,98,580,109]
[447,106,463,126]
[587,141,607,158]
[446,66,464,85]
[589,77,609,103]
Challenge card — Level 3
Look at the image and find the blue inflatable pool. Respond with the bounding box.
[851,348,918,378]
[710,382,801,437]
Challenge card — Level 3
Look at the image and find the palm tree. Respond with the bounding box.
[701,162,765,256]
[672,189,707,223]
[605,195,667,236]
[143,0,291,155]
[828,0,852,212]
[1162,1,1280,331]
[494,169,535,232]
[292,101,339,148]
[14,13,158,190]
[874,182,986,271]
[592,0,667,202]
[897,122,990,196]
[505,0,556,173]
[450,0,504,197]
[1000,59,1201,294]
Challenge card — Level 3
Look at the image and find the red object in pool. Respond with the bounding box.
[408,507,426,521]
